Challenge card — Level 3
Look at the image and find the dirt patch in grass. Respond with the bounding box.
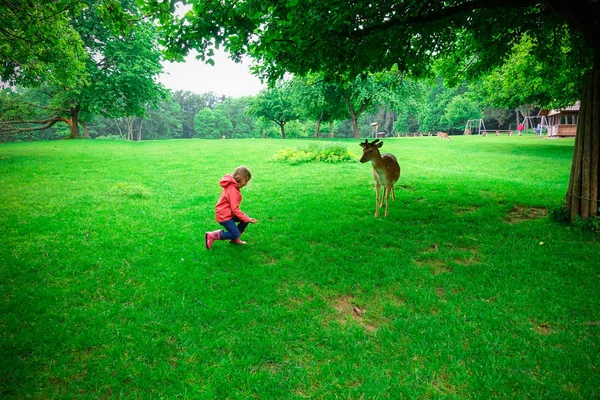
[436,287,446,299]
[453,254,480,267]
[455,205,479,215]
[424,243,440,253]
[416,258,453,275]
[331,296,377,333]
[534,322,553,335]
[422,244,480,267]
[257,361,282,375]
[430,371,459,395]
[504,205,547,224]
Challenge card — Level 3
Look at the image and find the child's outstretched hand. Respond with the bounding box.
[249,218,258,223]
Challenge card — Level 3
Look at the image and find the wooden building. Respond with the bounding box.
[538,101,579,137]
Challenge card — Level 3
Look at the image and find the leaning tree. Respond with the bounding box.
[153,1,600,219]
[1,0,165,139]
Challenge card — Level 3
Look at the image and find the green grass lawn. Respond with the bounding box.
[1,135,598,398]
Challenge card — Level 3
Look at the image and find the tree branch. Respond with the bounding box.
[351,0,537,39]
[0,116,69,135]
[21,100,68,113]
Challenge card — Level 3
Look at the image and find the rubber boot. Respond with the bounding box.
[230,233,246,245]
[205,230,221,250]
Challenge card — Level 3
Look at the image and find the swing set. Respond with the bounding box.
[463,119,486,135]
[522,115,549,135]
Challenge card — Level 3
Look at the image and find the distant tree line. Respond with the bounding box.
[1,74,532,142]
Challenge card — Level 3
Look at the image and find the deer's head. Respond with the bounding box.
[359,139,383,163]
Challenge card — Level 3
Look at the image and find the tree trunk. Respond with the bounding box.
[80,120,90,139]
[127,118,134,141]
[566,68,600,220]
[67,105,81,139]
[279,121,286,139]
[137,119,143,141]
[329,121,334,138]
[351,114,360,139]
[344,96,369,139]
[314,110,324,138]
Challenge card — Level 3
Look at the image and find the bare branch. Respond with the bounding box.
[0,116,69,135]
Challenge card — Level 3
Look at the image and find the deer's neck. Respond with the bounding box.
[370,154,386,170]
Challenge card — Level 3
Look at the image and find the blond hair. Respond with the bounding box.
[232,166,251,183]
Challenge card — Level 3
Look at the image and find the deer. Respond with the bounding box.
[359,139,401,217]
[437,131,451,141]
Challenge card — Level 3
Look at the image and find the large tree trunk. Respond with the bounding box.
[566,68,600,220]
[329,121,334,138]
[67,105,81,139]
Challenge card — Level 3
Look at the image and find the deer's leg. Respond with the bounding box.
[374,182,381,217]
[379,187,385,208]
[384,185,392,217]
[391,186,396,201]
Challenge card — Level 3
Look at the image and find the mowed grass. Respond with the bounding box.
[1,136,598,398]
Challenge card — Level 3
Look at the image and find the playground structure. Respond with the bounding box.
[463,119,487,135]
[464,117,550,136]
[522,115,549,135]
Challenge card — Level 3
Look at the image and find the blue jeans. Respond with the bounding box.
[219,217,249,240]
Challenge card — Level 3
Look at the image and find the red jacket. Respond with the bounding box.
[215,174,250,223]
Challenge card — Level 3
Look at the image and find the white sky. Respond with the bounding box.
[157,3,265,98]
[158,49,266,98]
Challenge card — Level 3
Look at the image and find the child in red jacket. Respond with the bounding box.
[205,166,258,249]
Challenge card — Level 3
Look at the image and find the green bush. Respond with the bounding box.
[273,143,356,164]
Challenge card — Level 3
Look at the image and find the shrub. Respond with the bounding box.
[572,215,600,233]
[273,143,356,164]
[550,203,600,233]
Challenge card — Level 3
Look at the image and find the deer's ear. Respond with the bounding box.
[377,141,384,148]
[359,142,366,148]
